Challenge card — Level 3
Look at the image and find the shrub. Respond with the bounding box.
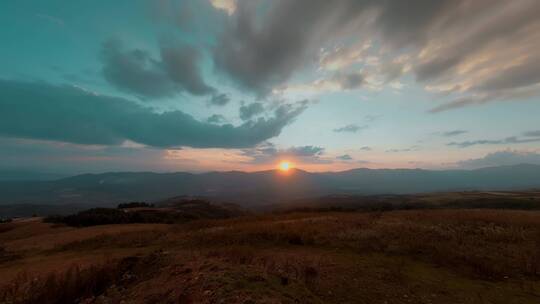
[45,201,243,227]
[44,208,131,227]
[117,202,153,209]
[45,208,190,227]
[0,218,12,224]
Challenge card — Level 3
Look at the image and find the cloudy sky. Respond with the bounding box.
[1,0,540,174]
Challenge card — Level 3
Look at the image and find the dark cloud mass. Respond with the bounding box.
[101,39,214,98]
[239,102,264,121]
[333,72,365,90]
[212,1,540,110]
[160,46,215,95]
[206,114,226,124]
[208,93,230,106]
[101,39,177,98]
[214,0,371,95]
[476,55,540,92]
[212,0,458,94]
[373,0,458,48]
[0,80,306,148]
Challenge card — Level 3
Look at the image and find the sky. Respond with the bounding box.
[1,0,540,175]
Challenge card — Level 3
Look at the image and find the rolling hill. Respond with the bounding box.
[1,164,539,210]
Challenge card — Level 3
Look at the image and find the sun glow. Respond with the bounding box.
[279,161,291,172]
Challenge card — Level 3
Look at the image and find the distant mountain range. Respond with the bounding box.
[1,164,540,210]
[0,170,68,181]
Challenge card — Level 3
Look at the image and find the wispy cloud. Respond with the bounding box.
[524,130,540,137]
[386,146,420,153]
[436,130,468,137]
[241,143,330,164]
[364,115,382,122]
[448,136,540,148]
[336,154,353,161]
[334,124,368,133]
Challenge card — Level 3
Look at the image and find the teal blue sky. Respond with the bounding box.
[1,0,540,174]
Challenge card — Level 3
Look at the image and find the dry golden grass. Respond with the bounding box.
[1,209,540,303]
[168,210,540,280]
[0,221,168,286]
[0,220,169,252]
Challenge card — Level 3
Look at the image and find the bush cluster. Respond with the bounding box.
[44,208,183,227]
[117,202,153,209]
[43,200,241,227]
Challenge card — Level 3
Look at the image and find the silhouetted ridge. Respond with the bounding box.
[0,164,539,208]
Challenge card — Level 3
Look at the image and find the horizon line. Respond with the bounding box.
[46,163,540,178]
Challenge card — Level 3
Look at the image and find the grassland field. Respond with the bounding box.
[1,200,540,303]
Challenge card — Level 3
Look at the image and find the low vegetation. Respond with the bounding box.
[0,251,169,304]
[43,200,244,227]
[280,191,540,213]
[2,201,540,303]
[0,222,15,234]
[0,245,20,264]
[117,202,153,209]
[43,208,181,227]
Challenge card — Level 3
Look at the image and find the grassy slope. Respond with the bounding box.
[1,210,540,303]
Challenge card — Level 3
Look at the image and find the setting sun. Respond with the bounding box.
[279,161,291,172]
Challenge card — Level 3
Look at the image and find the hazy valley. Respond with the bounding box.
[2,164,540,218]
